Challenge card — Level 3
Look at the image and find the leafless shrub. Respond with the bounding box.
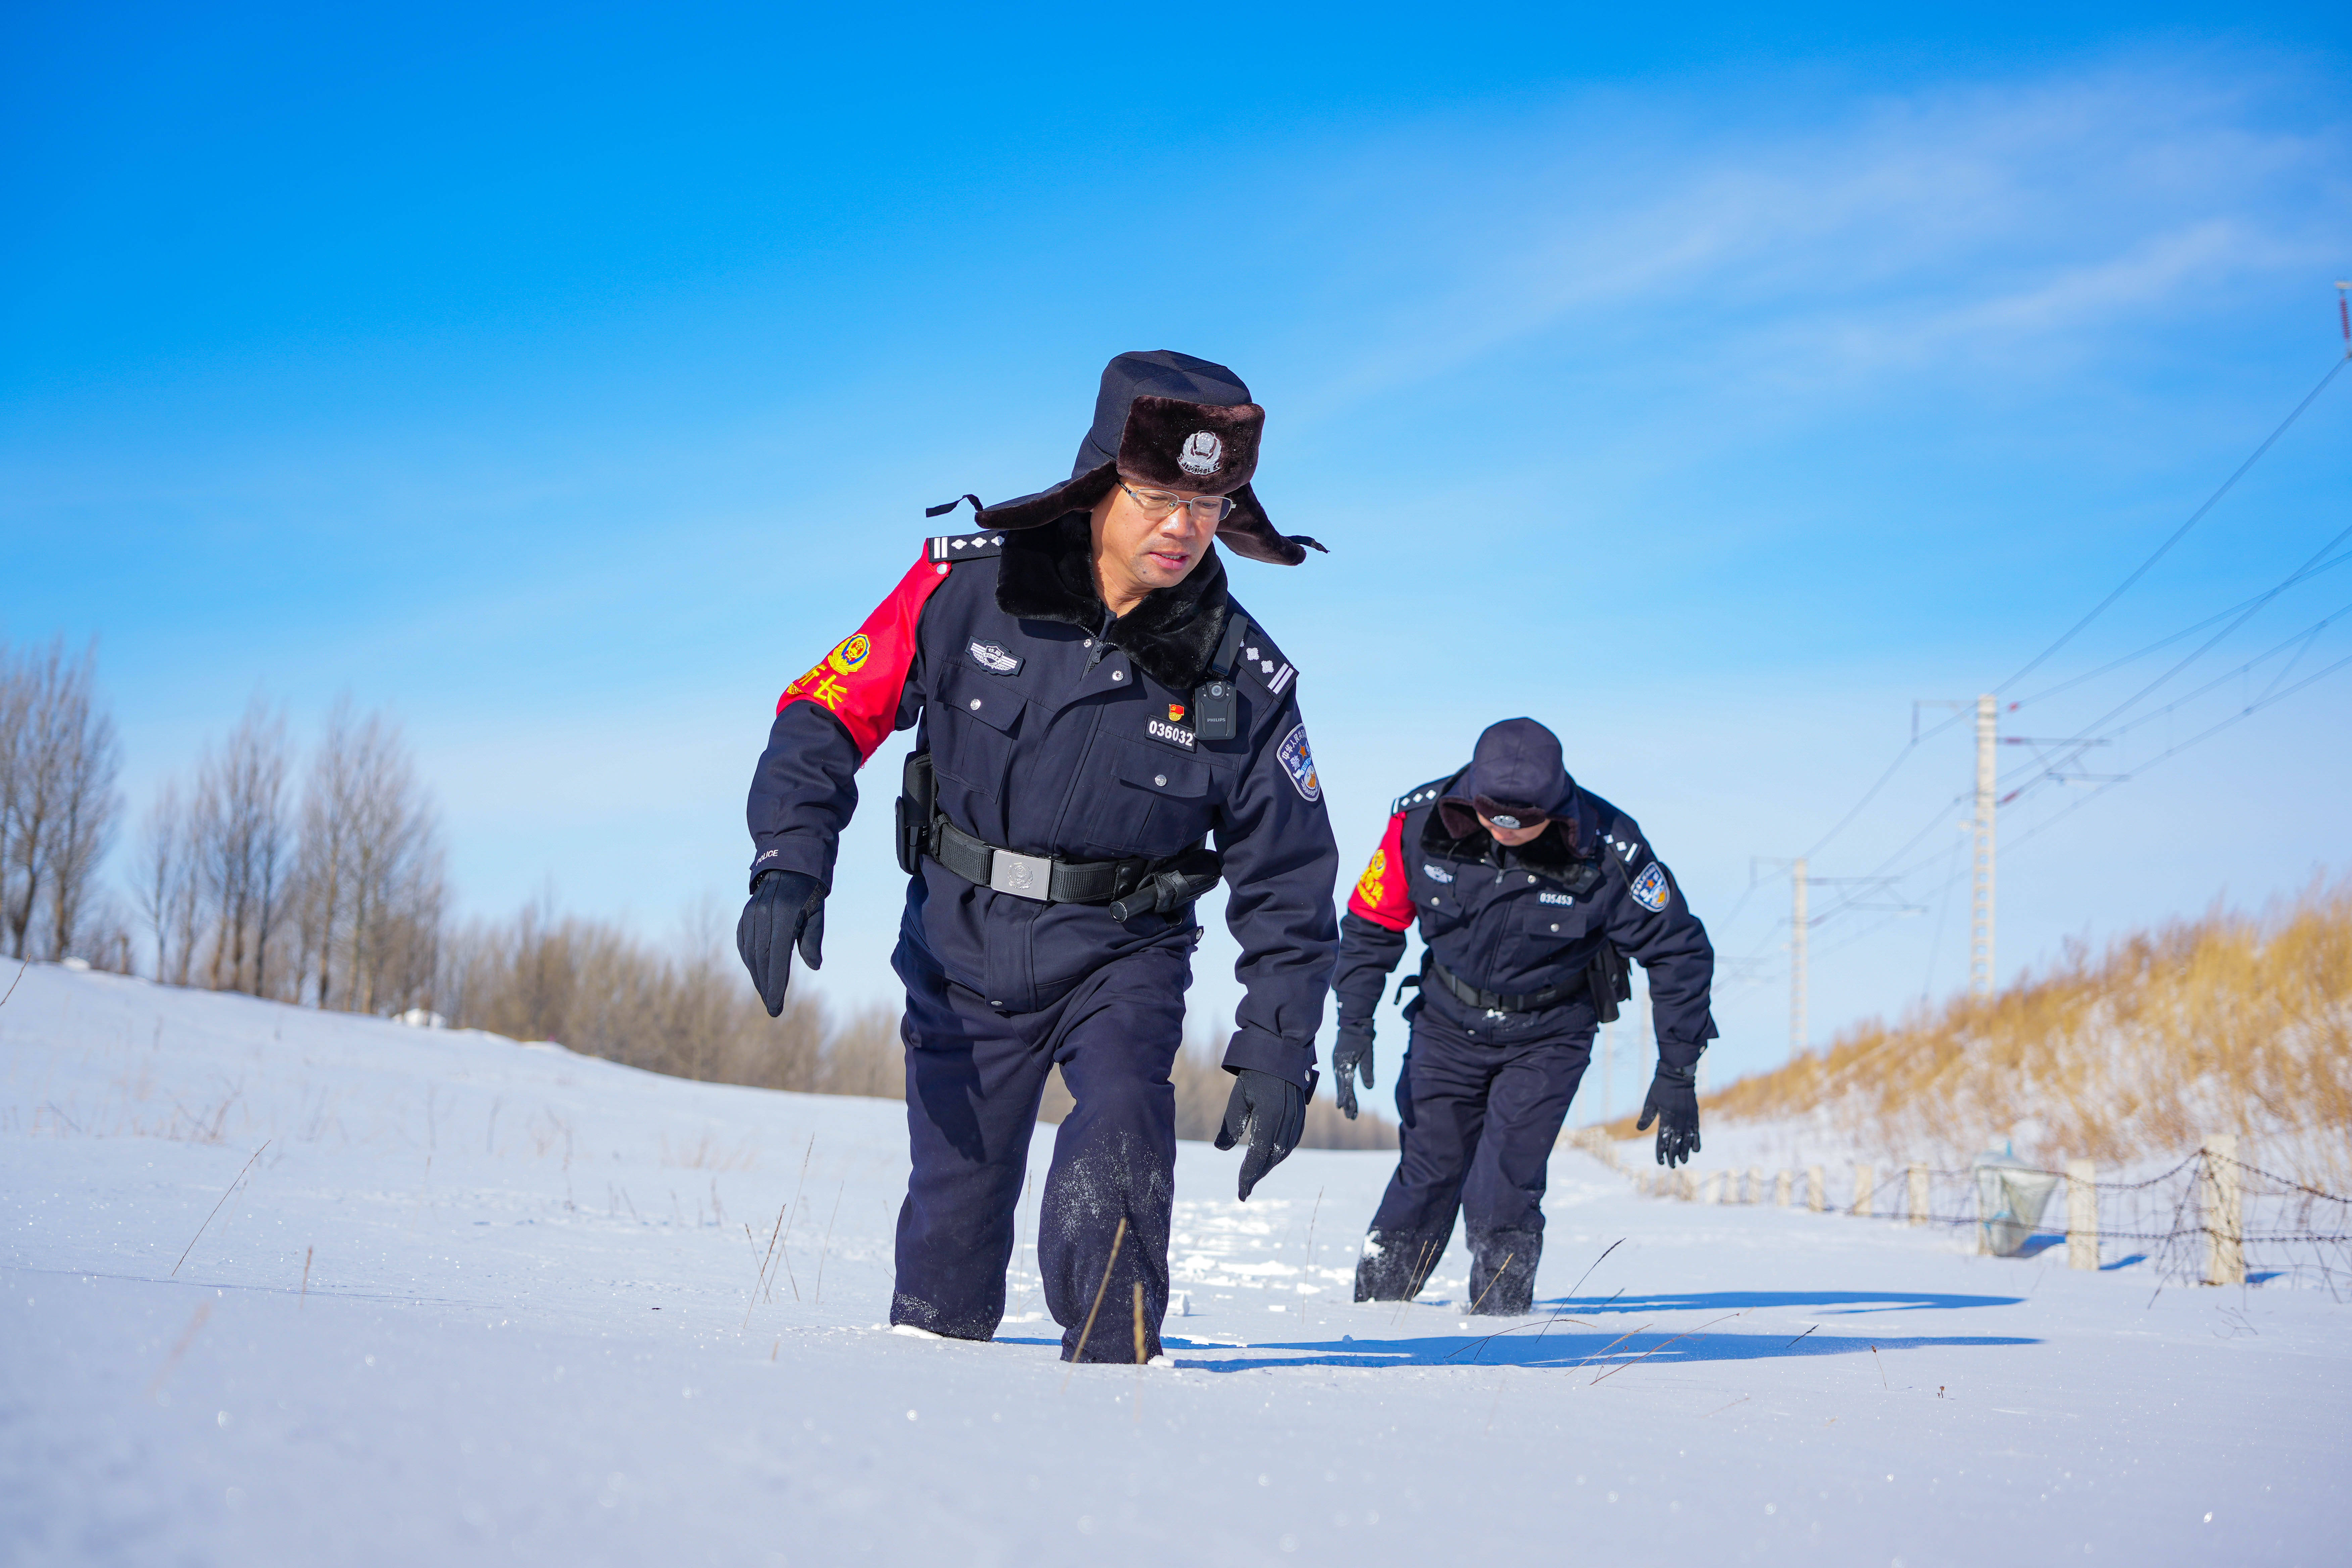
[1707,875,2352,1187]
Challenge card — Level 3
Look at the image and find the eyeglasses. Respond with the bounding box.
[1119,481,1235,525]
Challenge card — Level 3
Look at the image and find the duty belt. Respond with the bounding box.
[1425,956,1584,1015]
[929,817,1160,905]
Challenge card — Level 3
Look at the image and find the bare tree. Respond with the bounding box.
[136,781,202,983]
[0,637,120,960]
[289,700,445,1015]
[188,699,293,995]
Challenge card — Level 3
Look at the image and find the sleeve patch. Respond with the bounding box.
[1347,813,1414,932]
[1630,861,1670,912]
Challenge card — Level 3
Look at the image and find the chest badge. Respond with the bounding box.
[967,639,1023,676]
[1146,716,1196,751]
[1421,863,1455,884]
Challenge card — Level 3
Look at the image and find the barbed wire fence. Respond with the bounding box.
[1562,1127,2352,1298]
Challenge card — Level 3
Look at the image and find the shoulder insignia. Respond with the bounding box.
[1229,620,1297,698]
[1389,776,1453,818]
[926,530,1007,565]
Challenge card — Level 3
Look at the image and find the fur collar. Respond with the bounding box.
[994,513,1232,691]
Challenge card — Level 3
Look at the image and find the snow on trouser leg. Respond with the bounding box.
[1355,1227,1450,1302]
[890,942,1187,1355]
[1464,1225,1541,1315]
[1035,946,1188,1363]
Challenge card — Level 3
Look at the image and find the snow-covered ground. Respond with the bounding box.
[3,962,2345,1566]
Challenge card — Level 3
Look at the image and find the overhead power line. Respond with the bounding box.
[1996,355,2349,694]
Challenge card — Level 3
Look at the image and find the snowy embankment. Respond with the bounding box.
[3,963,2345,1567]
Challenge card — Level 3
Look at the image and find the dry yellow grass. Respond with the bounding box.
[1698,876,2352,1186]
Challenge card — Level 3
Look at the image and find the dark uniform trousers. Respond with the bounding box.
[892,937,1191,1362]
[1362,1002,1592,1316]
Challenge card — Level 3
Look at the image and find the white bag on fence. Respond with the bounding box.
[1972,1144,2060,1257]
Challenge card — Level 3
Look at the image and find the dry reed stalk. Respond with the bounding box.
[1586,1310,1745,1386]
[1301,1186,1322,1331]
[1463,1254,1516,1317]
[146,1300,213,1398]
[1871,1342,1888,1388]
[300,1244,312,1309]
[773,1135,815,1304]
[1062,1216,1128,1389]
[814,1180,844,1306]
[1568,1320,1656,1379]
[0,959,27,1009]
[172,1140,270,1275]
[744,1201,787,1328]
[1387,1238,1438,1328]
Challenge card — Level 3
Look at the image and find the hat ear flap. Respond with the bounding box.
[1214,485,1324,567]
[974,463,1119,533]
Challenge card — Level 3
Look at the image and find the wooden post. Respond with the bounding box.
[2066,1158,2098,1271]
[1775,1170,1793,1207]
[1806,1165,1825,1213]
[1907,1163,1928,1226]
[1702,1172,1722,1204]
[1680,1167,1699,1202]
[1748,1166,1764,1204]
[2200,1134,2244,1286]
[1853,1164,1874,1217]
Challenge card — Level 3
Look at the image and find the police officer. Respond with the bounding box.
[1331,718,1715,1315]
[738,351,1339,1361]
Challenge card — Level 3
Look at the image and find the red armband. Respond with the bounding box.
[776,551,950,762]
[1345,812,1413,932]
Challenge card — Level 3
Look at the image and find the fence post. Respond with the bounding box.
[1806,1166,1825,1213]
[1907,1163,1928,1227]
[1853,1164,1874,1217]
[2200,1134,2244,1286]
[1680,1167,1699,1202]
[1749,1166,1764,1205]
[2066,1158,2098,1271]
[1775,1170,1793,1207]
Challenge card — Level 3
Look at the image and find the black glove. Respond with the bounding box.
[1214,1069,1306,1201]
[1636,1064,1701,1168]
[735,870,825,1017]
[1330,1018,1375,1121]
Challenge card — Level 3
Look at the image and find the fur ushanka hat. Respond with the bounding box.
[967,350,1325,566]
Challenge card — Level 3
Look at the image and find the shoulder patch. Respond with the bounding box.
[1276,723,1320,802]
[1231,623,1297,698]
[926,530,1007,565]
[1630,861,1671,912]
[1390,776,1453,818]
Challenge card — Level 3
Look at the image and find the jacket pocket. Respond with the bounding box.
[1063,738,1215,858]
[931,667,1022,799]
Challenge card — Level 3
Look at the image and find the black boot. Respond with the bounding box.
[1464,1227,1541,1315]
[1354,1228,1447,1302]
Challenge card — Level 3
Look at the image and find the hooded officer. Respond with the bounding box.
[738,350,1339,1361]
[1331,718,1716,1315]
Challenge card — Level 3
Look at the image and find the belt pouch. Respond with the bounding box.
[896,750,936,875]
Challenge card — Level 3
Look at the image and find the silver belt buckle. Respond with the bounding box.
[989,848,1053,900]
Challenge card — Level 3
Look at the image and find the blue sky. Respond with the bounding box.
[7,2,2350,1092]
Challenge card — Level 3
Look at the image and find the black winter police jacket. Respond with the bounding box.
[745,516,1340,1089]
[1331,770,1717,1065]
